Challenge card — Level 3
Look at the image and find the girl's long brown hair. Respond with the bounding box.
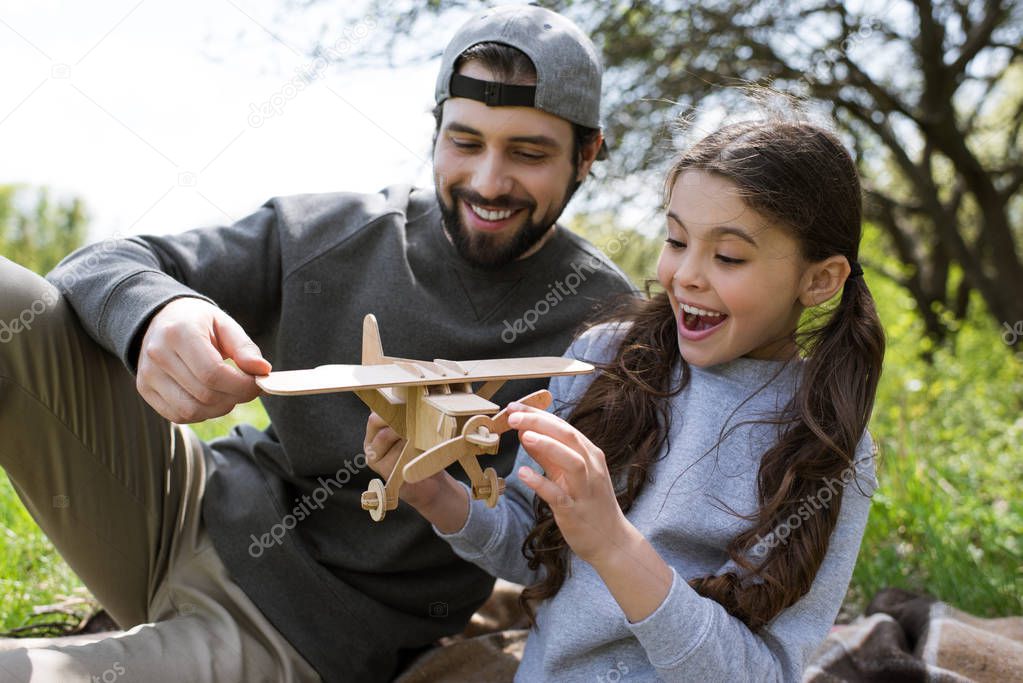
[520,121,886,631]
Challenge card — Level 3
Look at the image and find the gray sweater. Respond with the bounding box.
[46,186,635,682]
[438,324,877,682]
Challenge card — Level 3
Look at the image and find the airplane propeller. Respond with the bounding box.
[401,389,553,498]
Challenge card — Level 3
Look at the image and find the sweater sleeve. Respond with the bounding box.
[433,451,547,586]
[434,324,621,585]
[45,203,282,374]
[625,433,878,682]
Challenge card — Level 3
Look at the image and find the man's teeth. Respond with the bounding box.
[470,204,515,221]
[681,303,724,318]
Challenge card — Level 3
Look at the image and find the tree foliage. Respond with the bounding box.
[296,0,1023,347]
[0,185,88,275]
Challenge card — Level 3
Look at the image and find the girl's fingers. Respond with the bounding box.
[368,428,400,463]
[507,404,596,453]
[518,429,587,486]
[518,466,573,509]
[364,413,397,460]
[367,412,389,431]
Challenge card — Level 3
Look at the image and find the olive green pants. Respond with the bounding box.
[0,257,321,683]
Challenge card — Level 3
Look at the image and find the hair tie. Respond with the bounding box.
[848,261,864,279]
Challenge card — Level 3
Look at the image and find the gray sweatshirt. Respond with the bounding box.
[438,324,877,682]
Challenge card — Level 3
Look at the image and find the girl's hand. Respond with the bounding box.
[507,403,633,566]
[363,412,447,510]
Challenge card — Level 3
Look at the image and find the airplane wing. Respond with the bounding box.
[256,357,593,396]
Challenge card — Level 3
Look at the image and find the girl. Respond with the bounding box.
[366,119,885,681]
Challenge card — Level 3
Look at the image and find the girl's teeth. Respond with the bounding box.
[681,303,723,317]
[682,311,726,332]
[470,204,515,221]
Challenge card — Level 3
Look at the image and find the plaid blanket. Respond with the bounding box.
[804,587,1023,682]
[4,584,1019,682]
[395,580,527,683]
[396,585,1023,683]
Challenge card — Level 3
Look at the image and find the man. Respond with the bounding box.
[0,6,633,682]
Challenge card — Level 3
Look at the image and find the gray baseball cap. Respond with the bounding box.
[435,5,604,133]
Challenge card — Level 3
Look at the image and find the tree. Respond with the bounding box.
[292,0,1023,347]
[0,185,88,275]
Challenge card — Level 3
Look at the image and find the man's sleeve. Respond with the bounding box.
[45,203,282,374]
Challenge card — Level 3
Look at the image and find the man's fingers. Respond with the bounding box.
[175,338,261,399]
[136,380,178,424]
[140,364,232,423]
[211,312,271,376]
[166,348,247,407]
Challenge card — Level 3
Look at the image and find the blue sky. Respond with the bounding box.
[0,0,448,240]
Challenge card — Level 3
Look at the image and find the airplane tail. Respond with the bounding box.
[362,314,386,365]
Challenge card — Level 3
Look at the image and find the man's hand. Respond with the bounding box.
[136,297,271,424]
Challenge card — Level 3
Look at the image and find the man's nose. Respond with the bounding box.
[471,151,513,200]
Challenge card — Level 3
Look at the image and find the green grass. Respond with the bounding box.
[188,398,271,443]
[1,223,1021,633]
[847,241,1023,615]
[0,476,89,633]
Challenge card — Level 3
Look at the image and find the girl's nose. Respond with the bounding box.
[673,255,707,291]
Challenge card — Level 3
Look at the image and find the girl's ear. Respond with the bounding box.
[798,255,851,307]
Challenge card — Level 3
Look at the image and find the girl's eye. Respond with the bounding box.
[717,255,746,265]
[664,238,686,249]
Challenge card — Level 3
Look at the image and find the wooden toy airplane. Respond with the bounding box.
[255,314,593,521]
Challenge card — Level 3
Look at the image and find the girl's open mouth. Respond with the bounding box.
[678,302,728,340]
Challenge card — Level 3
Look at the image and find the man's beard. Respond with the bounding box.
[437,181,577,269]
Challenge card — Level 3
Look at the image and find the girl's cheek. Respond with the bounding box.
[655,251,676,289]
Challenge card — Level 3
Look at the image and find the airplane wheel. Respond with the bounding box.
[482,467,503,508]
[362,478,387,522]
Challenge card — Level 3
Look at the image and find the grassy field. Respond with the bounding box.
[847,232,1023,614]
[1,224,1020,633]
